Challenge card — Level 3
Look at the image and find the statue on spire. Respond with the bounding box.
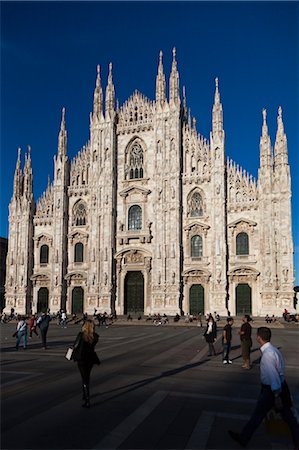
[169,47,180,107]
[13,148,23,199]
[93,64,103,121]
[212,77,223,137]
[274,106,288,166]
[156,50,166,106]
[58,107,67,157]
[105,62,115,118]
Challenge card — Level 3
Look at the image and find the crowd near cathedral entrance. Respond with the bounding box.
[4,51,295,317]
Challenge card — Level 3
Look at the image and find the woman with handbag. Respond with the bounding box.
[72,319,100,408]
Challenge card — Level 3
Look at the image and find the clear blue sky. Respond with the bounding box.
[1,1,298,284]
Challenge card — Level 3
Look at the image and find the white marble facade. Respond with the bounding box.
[4,50,295,317]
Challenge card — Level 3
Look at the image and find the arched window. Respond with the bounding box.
[190,191,203,216]
[128,205,142,230]
[73,200,87,226]
[128,142,144,179]
[75,242,84,263]
[236,232,249,255]
[191,235,203,257]
[40,245,49,264]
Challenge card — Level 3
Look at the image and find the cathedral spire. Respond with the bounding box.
[259,109,272,168]
[212,77,224,137]
[155,50,166,106]
[93,64,103,120]
[274,106,288,166]
[105,62,115,118]
[23,145,33,199]
[58,107,67,157]
[13,148,23,198]
[169,47,180,107]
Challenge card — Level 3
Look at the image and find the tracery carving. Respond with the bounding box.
[227,159,257,211]
[118,91,154,130]
[72,200,87,226]
[187,188,205,217]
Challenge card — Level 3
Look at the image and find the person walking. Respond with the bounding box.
[204,315,217,356]
[72,319,100,408]
[15,316,28,350]
[228,327,299,449]
[222,317,234,364]
[238,315,252,369]
[29,314,38,338]
[37,312,52,349]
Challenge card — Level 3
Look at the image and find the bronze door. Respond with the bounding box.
[37,287,49,313]
[236,283,252,315]
[72,287,84,315]
[124,271,144,315]
[189,284,204,315]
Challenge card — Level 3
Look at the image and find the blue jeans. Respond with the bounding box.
[222,342,231,361]
[16,330,27,349]
[240,384,299,448]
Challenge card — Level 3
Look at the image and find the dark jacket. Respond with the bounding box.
[72,332,100,365]
[204,322,217,343]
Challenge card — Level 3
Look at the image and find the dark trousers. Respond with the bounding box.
[208,342,216,355]
[40,328,48,348]
[77,361,93,386]
[240,383,299,448]
[222,342,231,361]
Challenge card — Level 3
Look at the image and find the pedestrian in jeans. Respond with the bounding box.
[15,316,28,350]
[222,317,234,364]
[228,327,299,449]
[204,315,217,356]
[37,312,52,349]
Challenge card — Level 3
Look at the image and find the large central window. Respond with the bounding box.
[128,205,142,230]
[190,192,203,217]
[129,143,144,179]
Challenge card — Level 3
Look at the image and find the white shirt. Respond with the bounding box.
[17,320,27,332]
[260,342,285,392]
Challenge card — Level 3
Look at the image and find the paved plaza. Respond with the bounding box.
[1,319,298,450]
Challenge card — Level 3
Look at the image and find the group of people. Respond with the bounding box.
[201,314,299,448]
[14,312,52,350]
[203,314,253,369]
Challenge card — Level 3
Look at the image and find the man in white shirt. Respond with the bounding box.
[228,327,298,449]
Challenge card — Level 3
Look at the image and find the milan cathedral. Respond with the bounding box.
[5,49,294,317]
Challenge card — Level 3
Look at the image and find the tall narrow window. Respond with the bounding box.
[191,235,203,257]
[128,205,142,230]
[128,143,144,179]
[236,232,249,255]
[40,245,49,264]
[190,192,203,216]
[73,200,87,226]
[75,242,84,263]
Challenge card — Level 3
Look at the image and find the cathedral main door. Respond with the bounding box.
[124,271,144,315]
[236,283,252,315]
[37,287,49,313]
[72,287,84,315]
[189,284,204,315]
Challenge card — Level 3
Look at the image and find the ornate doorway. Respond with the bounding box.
[189,284,204,315]
[124,271,144,315]
[236,283,252,315]
[37,287,49,313]
[72,287,84,314]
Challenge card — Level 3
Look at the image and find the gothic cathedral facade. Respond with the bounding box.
[5,50,294,317]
